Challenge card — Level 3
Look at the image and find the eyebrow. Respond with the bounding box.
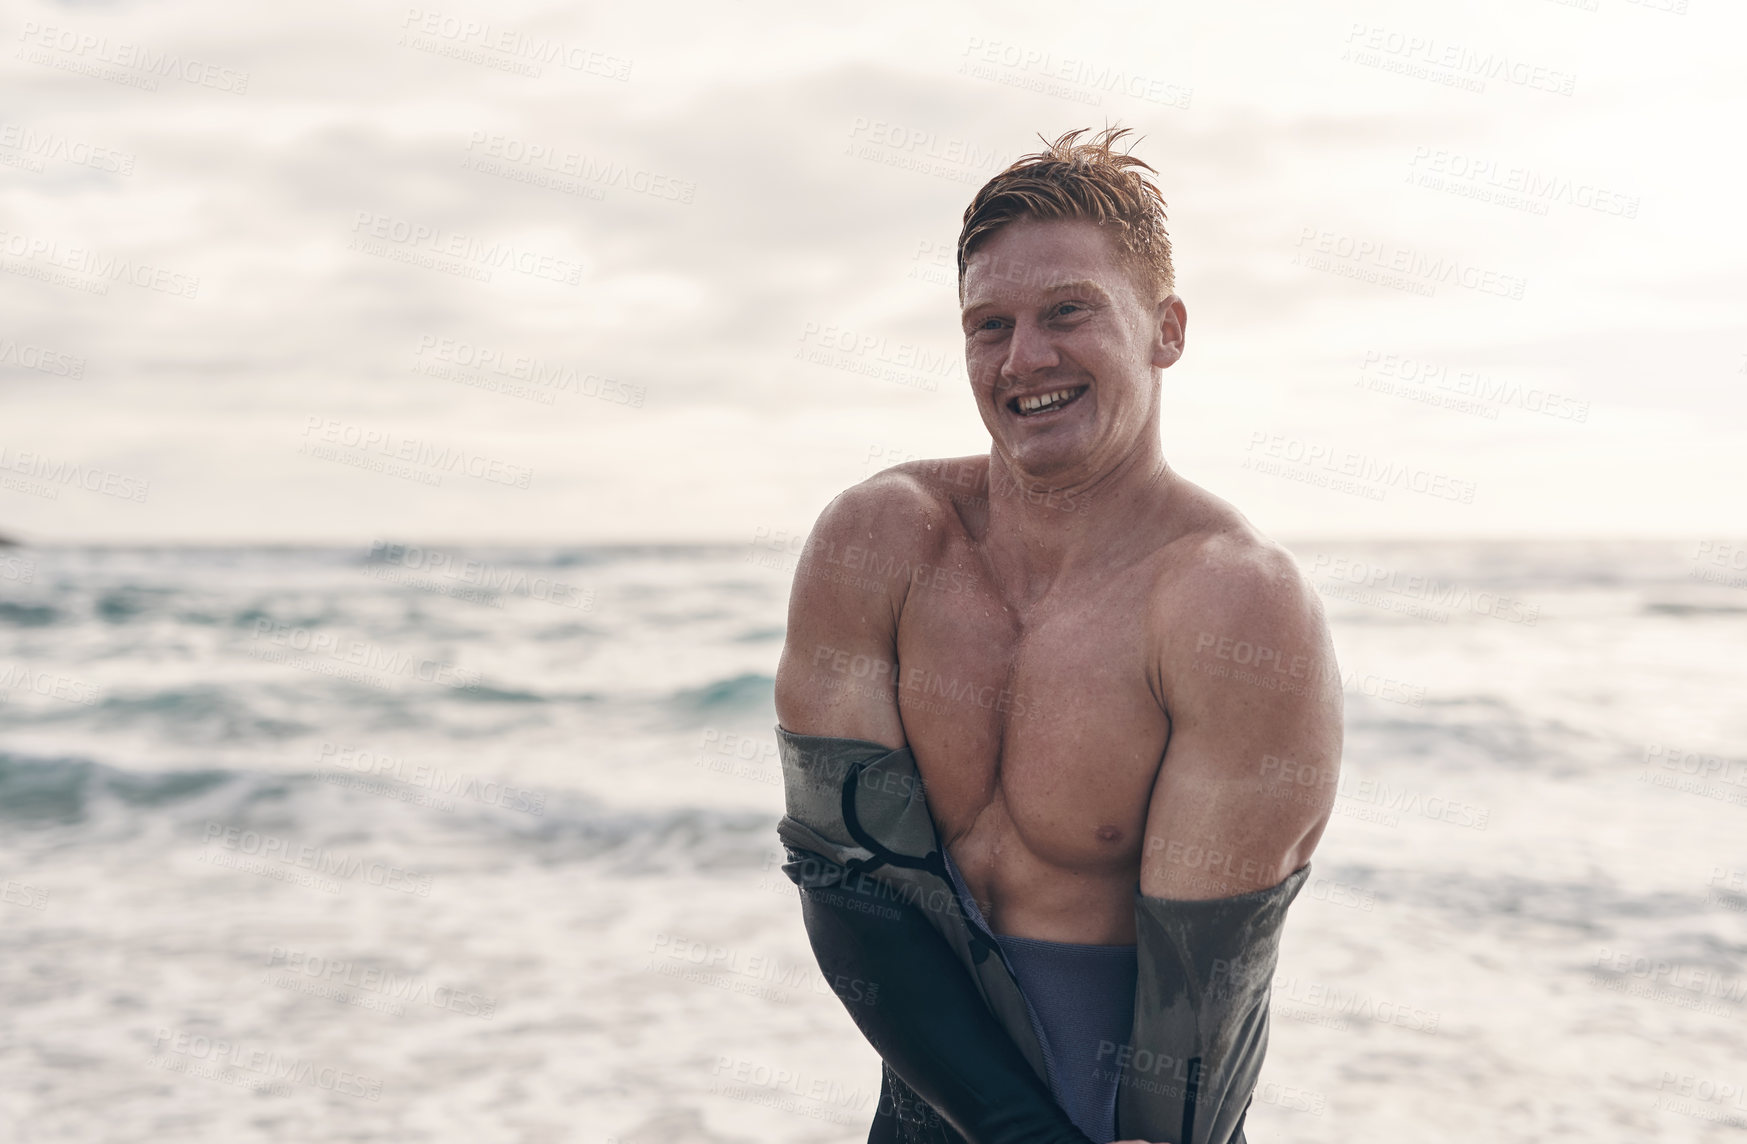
[960,279,1112,322]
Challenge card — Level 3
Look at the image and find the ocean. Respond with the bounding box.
[1,538,1744,1143]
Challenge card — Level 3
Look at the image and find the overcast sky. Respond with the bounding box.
[3,0,1742,545]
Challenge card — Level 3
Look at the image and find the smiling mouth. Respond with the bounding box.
[1009,386,1088,417]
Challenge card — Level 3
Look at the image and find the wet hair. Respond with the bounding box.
[957,126,1174,304]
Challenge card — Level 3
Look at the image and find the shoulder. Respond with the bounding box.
[775,458,980,743]
[1174,530,1322,634]
[805,455,984,556]
[1147,495,1335,704]
[783,455,984,626]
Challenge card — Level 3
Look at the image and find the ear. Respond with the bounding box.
[1151,294,1188,370]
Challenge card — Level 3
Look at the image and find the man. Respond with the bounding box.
[773,127,1343,1144]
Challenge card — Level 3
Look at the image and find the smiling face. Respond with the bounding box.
[960,216,1185,487]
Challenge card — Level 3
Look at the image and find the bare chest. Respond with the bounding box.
[893,571,1171,872]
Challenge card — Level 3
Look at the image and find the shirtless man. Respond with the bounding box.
[773,128,1343,1144]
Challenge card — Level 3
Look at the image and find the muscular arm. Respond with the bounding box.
[774,478,1094,1144]
[1098,540,1340,1144]
[1141,538,1343,900]
[774,479,909,751]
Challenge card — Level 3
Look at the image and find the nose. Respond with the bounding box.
[998,318,1059,392]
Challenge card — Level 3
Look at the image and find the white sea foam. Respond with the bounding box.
[0,540,1742,1142]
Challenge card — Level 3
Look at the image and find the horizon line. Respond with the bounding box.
[0,533,1733,550]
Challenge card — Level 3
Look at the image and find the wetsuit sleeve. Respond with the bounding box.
[1116,864,1311,1144]
[782,844,1096,1144]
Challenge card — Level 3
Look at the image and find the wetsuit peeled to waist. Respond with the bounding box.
[775,728,1309,1144]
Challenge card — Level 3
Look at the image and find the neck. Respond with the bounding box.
[983,429,1173,590]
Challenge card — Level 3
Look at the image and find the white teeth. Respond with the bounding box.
[1016,387,1082,414]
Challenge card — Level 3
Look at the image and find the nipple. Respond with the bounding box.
[1096,824,1121,843]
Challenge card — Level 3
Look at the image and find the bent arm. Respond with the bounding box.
[1141,543,1343,901]
[774,479,1093,1144]
[773,480,911,750]
[1122,542,1342,1143]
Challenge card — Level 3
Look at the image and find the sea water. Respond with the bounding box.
[1,538,1743,1142]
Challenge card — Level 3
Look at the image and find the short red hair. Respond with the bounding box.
[957,126,1175,304]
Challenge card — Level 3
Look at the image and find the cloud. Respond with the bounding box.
[2,0,1743,540]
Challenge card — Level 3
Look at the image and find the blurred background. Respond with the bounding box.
[2,0,1744,1140]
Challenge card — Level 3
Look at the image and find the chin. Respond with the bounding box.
[1007,442,1087,484]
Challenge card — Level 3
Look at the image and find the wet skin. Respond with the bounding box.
[776,217,1343,945]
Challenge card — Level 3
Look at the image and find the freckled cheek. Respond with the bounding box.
[966,356,1006,398]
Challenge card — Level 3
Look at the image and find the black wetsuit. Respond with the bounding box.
[777,728,1308,1144]
[785,841,1094,1144]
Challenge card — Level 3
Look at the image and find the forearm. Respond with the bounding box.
[783,845,1096,1144]
[1117,866,1311,1144]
